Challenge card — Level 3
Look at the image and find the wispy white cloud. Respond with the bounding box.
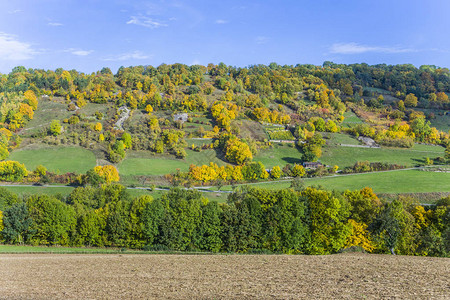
[330,42,415,54]
[65,48,93,56]
[215,19,228,24]
[126,16,167,29]
[0,32,36,60]
[255,36,269,44]
[8,9,22,14]
[102,51,151,61]
[48,22,64,27]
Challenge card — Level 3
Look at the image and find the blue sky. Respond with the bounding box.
[0,0,449,73]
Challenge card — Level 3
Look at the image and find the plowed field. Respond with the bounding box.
[0,253,448,299]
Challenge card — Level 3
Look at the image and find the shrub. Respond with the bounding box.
[0,161,28,182]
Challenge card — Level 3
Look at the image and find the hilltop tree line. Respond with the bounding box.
[0,185,448,256]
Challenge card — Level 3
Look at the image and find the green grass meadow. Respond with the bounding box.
[119,149,227,176]
[254,144,302,168]
[1,185,75,197]
[321,143,444,168]
[8,146,96,173]
[213,169,450,195]
[341,111,363,126]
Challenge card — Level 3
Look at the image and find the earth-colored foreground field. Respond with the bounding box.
[0,253,448,299]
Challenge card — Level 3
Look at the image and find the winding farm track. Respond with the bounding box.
[0,253,448,299]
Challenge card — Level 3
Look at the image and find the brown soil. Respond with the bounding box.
[0,253,449,299]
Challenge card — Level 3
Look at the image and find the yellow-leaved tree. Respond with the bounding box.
[94,165,120,183]
[345,219,375,252]
[24,90,38,110]
[94,122,103,132]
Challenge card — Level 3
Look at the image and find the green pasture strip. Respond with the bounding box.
[208,169,450,195]
[321,144,444,168]
[119,157,190,176]
[342,111,363,125]
[253,144,302,168]
[119,149,227,176]
[1,185,75,197]
[8,146,96,174]
[323,132,362,146]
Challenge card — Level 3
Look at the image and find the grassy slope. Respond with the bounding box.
[22,99,110,136]
[254,144,302,168]
[8,146,96,173]
[321,143,445,168]
[341,111,363,127]
[1,185,75,196]
[215,169,450,194]
[252,133,364,169]
[119,149,227,176]
[324,132,362,146]
[21,99,72,136]
[418,108,450,132]
[0,185,229,203]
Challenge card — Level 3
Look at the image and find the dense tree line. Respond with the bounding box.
[0,185,448,256]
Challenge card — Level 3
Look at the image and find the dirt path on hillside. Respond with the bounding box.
[0,253,448,299]
[114,106,130,130]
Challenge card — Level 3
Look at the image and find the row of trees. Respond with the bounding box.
[186,161,309,184]
[0,185,448,256]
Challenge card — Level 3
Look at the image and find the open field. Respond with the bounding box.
[418,108,450,132]
[21,99,111,136]
[306,169,450,194]
[21,98,73,136]
[0,253,448,299]
[342,111,364,125]
[211,169,450,196]
[0,185,230,203]
[321,143,445,168]
[119,157,191,176]
[323,132,362,146]
[0,185,75,196]
[253,138,444,170]
[8,146,96,173]
[235,119,267,141]
[119,149,227,176]
[254,144,302,168]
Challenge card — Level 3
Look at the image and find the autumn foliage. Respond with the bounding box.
[93,165,120,183]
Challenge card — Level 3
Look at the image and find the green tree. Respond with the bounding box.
[194,201,223,252]
[121,132,132,149]
[445,146,450,161]
[0,187,18,211]
[270,166,282,179]
[128,195,153,248]
[160,188,203,250]
[75,210,104,247]
[0,161,28,182]
[2,202,34,244]
[49,120,62,136]
[404,93,418,107]
[303,187,351,254]
[105,200,130,247]
[142,198,165,247]
[27,195,76,245]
